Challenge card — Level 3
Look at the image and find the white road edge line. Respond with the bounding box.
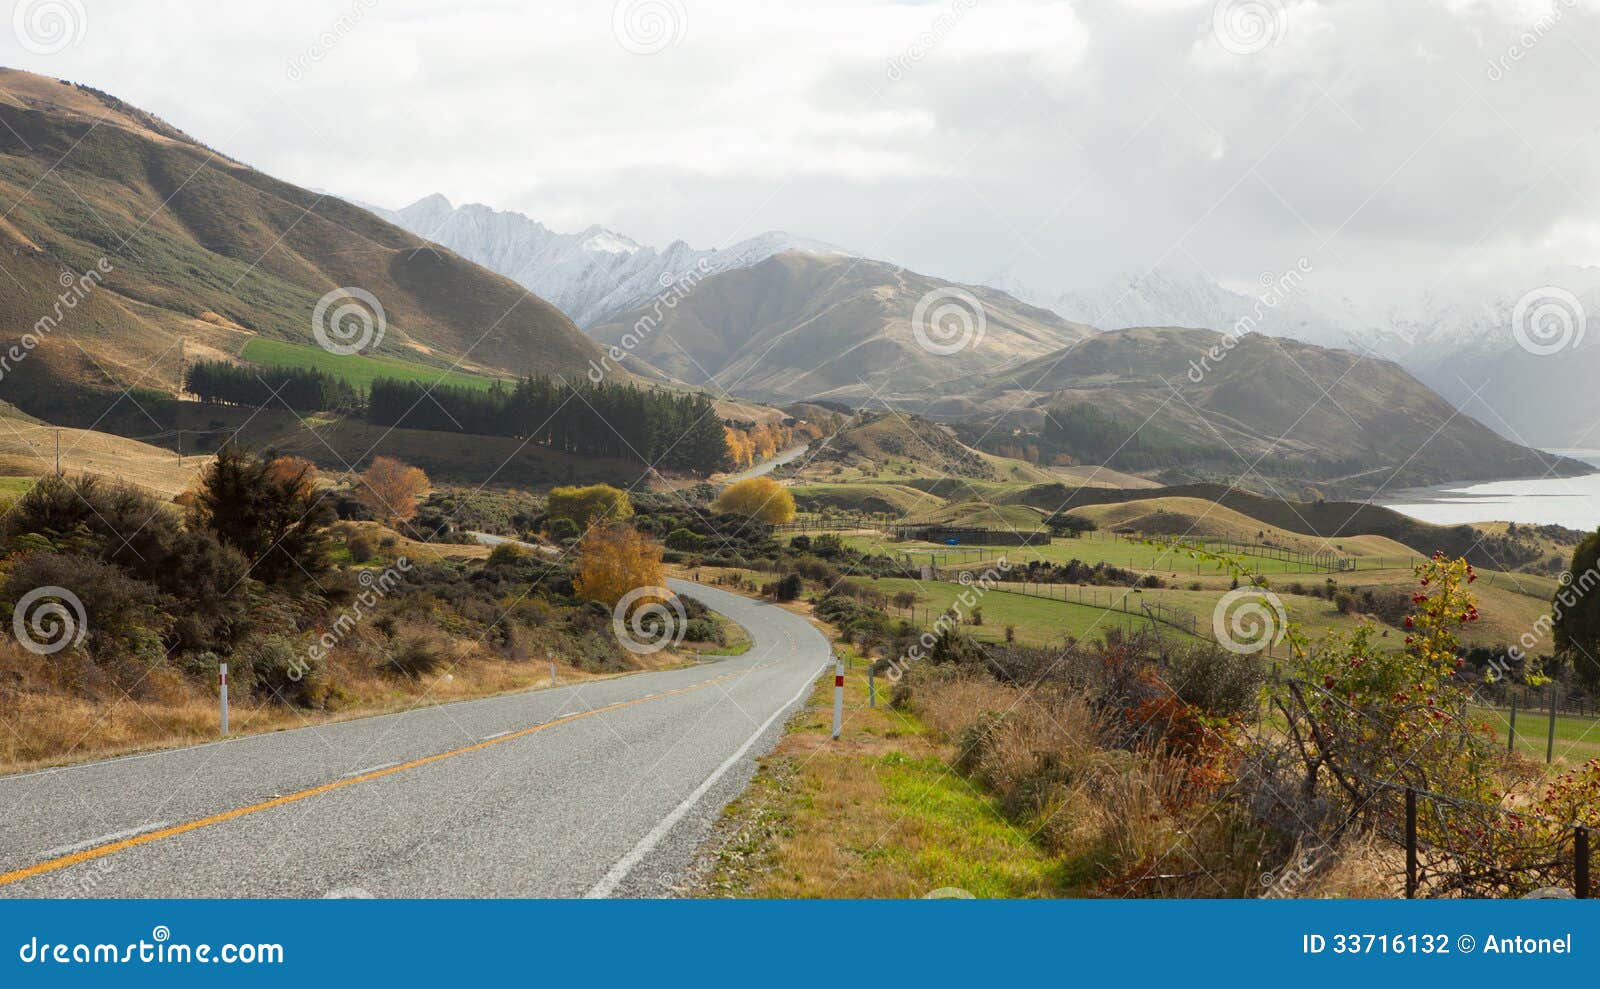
[584,662,829,898]
[340,762,399,779]
[44,821,172,858]
[479,730,513,741]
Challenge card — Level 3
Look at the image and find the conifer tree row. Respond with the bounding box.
[366,376,732,474]
[184,361,358,413]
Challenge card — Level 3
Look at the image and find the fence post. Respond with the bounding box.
[831,655,844,740]
[868,663,876,709]
[219,661,229,738]
[1548,681,1558,765]
[1508,689,1517,755]
[1405,787,1418,899]
[1577,826,1591,899]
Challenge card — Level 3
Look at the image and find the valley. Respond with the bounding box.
[1,60,1597,910]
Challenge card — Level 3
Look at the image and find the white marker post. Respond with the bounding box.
[219,662,230,737]
[831,655,844,740]
[549,653,558,687]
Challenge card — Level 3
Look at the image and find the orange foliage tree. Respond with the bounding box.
[714,476,796,523]
[357,455,430,525]
[573,524,665,607]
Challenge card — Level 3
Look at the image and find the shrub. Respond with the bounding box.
[770,573,803,601]
[347,533,376,563]
[2,552,171,669]
[1165,643,1265,718]
[546,517,580,541]
[245,635,327,708]
[573,525,664,607]
[487,542,525,567]
[683,616,725,644]
[664,528,705,551]
[547,484,632,525]
[383,627,451,677]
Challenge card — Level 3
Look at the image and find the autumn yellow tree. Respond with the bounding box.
[714,476,796,524]
[573,524,665,606]
[357,455,430,524]
[723,427,753,470]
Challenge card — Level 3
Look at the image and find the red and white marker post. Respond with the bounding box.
[831,655,844,740]
[219,661,230,738]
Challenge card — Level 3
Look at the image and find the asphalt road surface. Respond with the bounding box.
[0,580,827,898]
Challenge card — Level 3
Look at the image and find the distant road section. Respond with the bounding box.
[0,581,828,897]
[721,444,809,483]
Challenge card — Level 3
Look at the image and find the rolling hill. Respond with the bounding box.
[589,251,1094,403]
[0,68,605,426]
[952,326,1585,493]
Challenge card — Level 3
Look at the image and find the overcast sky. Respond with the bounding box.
[5,0,1600,300]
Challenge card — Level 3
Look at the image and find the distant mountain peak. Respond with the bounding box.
[370,195,854,327]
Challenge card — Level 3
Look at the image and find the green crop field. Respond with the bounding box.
[241,338,504,394]
[1472,704,1600,766]
[870,577,1208,648]
[843,532,1334,577]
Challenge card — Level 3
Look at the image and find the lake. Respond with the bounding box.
[1375,450,1600,531]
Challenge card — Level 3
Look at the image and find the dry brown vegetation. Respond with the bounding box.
[0,624,691,776]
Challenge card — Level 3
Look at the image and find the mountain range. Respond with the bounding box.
[947,326,1587,493]
[0,67,1580,496]
[589,251,1094,403]
[1003,265,1600,450]
[368,194,846,328]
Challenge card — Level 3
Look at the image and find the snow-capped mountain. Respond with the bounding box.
[369,194,849,328]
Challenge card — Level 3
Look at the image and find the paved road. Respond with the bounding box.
[720,443,809,483]
[0,580,827,898]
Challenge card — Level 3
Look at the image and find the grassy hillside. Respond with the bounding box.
[957,326,1586,493]
[0,69,602,426]
[591,251,1092,404]
[240,338,504,394]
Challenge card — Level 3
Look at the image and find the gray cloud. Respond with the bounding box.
[5,0,1599,304]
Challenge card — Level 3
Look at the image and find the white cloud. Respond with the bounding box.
[2,0,1599,304]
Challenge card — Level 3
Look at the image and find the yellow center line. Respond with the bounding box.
[0,665,763,888]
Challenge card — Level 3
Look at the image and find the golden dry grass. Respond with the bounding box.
[0,632,691,777]
[0,420,210,498]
